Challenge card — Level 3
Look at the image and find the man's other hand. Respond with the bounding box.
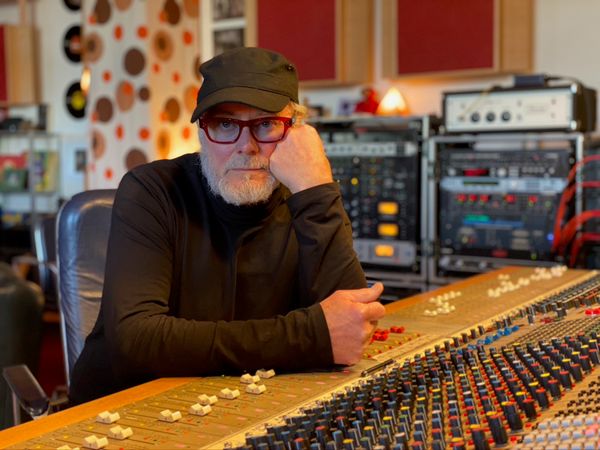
[269,124,333,194]
[320,283,385,366]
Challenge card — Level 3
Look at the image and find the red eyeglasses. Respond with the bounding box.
[198,116,295,144]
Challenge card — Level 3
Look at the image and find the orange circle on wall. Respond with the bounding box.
[105,167,113,180]
[183,30,193,45]
[156,130,171,159]
[137,26,148,39]
[172,72,180,84]
[184,85,198,113]
[116,124,124,140]
[139,127,150,140]
[114,25,123,40]
[102,70,112,82]
[182,126,191,140]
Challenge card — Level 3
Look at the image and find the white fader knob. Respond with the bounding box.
[246,383,267,395]
[240,373,261,384]
[95,410,120,424]
[256,369,276,379]
[159,409,182,422]
[108,425,133,440]
[197,394,218,405]
[189,403,212,416]
[82,435,108,449]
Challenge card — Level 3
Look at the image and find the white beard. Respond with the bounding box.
[199,149,280,206]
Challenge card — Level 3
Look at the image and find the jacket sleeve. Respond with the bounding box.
[287,182,368,305]
[103,175,362,380]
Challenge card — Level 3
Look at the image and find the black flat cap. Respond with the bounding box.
[190,47,299,123]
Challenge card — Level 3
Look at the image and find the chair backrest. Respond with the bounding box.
[32,215,58,308]
[56,189,116,385]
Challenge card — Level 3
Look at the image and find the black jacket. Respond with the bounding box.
[69,153,366,404]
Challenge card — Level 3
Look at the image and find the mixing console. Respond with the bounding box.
[6,267,600,449]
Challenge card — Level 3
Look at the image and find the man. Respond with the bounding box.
[69,47,384,404]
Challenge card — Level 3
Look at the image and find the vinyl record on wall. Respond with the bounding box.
[65,81,86,118]
[63,25,82,63]
[63,0,81,11]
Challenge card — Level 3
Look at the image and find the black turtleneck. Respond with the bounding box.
[69,153,366,404]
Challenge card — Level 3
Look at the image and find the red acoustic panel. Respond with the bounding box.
[0,26,7,102]
[257,0,337,81]
[396,0,495,74]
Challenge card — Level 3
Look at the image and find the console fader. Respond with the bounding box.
[6,267,600,449]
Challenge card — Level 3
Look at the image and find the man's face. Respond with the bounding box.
[198,103,292,205]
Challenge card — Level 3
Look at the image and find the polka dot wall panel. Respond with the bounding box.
[83,0,200,189]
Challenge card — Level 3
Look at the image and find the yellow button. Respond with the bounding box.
[378,201,398,215]
[378,223,399,237]
[375,244,394,257]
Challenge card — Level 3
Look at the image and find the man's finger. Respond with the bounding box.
[348,282,384,304]
[362,301,386,320]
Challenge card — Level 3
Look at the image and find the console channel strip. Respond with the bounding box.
[6,267,600,449]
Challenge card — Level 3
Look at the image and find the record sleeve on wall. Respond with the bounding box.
[63,25,82,62]
[65,81,86,118]
[63,0,81,12]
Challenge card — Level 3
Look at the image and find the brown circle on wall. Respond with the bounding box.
[193,55,202,81]
[123,48,146,76]
[93,0,111,24]
[156,129,171,159]
[138,86,151,101]
[153,30,174,61]
[163,0,181,25]
[92,129,106,160]
[183,0,199,17]
[83,32,103,63]
[184,85,198,113]
[164,98,181,123]
[116,81,135,111]
[115,0,133,11]
[125,148,148,170]
[94,97,114,122]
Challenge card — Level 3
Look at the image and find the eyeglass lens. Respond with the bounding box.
[205,118,288,143]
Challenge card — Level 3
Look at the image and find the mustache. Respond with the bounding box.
[224,155,270,171]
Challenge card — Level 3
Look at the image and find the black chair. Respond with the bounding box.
[11,214,58,310]
[0,262,44,430]
[2,190,116,426]
[56,189,116,386]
